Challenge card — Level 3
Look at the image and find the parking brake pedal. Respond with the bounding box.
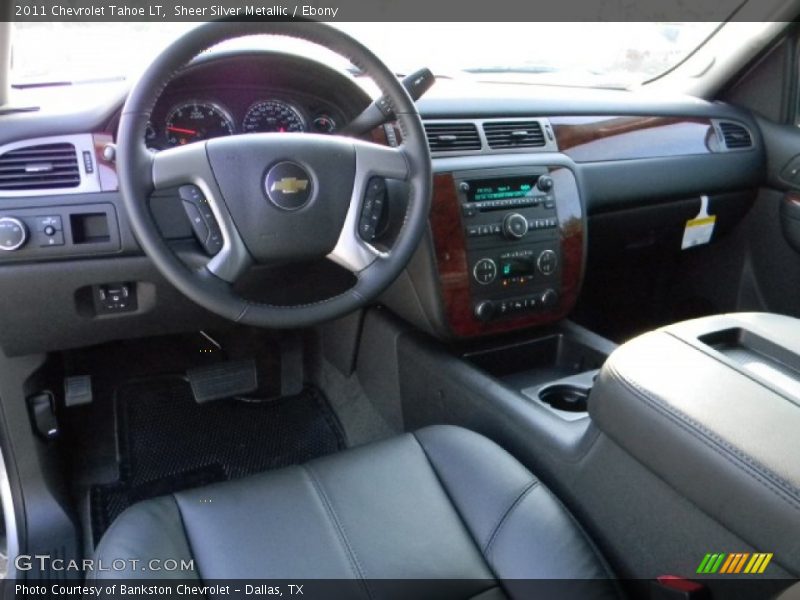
[187,359,258,404]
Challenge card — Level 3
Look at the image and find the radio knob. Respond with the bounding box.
[0,217,28,251]
[537,175,554,191]
[474,300,495,322]
[540,289,559,308]
[502,213,529,240]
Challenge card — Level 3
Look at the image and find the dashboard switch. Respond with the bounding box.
[537,249,558,275]
[35,215,63,231]
[537,175,554,192]
[540,288,559,308]
[0,217,28,251]
[474,300,495,322]
[473,258,498,285]
[503,213,529,239]
[38,230,64,247]
[94,282,137,315]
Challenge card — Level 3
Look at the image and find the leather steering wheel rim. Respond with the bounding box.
[117,21,431,328]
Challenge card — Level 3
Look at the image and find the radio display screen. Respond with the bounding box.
[467,176,538,203]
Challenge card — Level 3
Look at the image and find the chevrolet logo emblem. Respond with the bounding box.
[270,177,309,194]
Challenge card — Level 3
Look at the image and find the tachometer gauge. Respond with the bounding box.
[165,101,235,146]
[242,100,306,133]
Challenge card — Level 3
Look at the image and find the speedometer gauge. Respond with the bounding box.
[165,101,235,147]
[242,100,306,133]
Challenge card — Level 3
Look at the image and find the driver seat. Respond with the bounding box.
[91,426,619,598]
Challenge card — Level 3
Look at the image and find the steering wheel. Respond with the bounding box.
[117,21,431,328]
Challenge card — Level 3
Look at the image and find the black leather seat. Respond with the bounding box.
[92,426,619,598]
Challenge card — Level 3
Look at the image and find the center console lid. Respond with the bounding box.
[590,313,800,574]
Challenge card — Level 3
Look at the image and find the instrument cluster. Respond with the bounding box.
[145,96,341,149]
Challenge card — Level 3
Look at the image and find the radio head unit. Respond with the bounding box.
[455,167,562,323]
[427,167,585,338]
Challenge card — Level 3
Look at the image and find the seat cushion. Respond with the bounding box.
[91,425,619,598]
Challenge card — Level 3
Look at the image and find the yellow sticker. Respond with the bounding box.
[687,216,717,227]
[682,214,716,249]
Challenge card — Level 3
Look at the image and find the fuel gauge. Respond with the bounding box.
[312,115,337,134]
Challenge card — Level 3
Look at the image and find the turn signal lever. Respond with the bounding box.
[342,68,435,136]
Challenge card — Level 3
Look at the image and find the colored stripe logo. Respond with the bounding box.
[697,553,773,574]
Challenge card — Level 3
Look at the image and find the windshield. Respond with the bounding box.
[11,22,720,89]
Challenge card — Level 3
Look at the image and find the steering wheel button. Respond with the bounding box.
[183,201,209,233]
[178,184,204,204]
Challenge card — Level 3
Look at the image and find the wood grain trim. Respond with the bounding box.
[430,170,584,339]
[551,115,715,162]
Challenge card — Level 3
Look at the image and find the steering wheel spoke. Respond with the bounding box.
[151,144,252,283]
[328,141,410,273]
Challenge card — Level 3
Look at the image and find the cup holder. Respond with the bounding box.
[538,384,589,412]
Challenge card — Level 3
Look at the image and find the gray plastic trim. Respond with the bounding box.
[0,134,102,198]
[327,139,409,273]
[151,142,252,282]
[0,443,19,579]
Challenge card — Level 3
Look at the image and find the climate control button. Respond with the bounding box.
[537,249,558,275]
[0,217,28,251]
[474,300,495,322]
[473,258,497,285]
[540,288,559,308]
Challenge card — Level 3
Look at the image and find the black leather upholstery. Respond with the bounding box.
[92,426,618,598]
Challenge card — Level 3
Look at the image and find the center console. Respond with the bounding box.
[590,313,800,576]
[429,165,584,338]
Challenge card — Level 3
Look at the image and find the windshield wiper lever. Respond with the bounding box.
[342,67,435,136]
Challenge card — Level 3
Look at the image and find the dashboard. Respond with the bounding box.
[0,47,768,354]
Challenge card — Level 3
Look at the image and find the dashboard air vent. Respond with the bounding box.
[0,143,80,191]
[424,122,482,152]
[718,122,753,150]
[483,120,546,149]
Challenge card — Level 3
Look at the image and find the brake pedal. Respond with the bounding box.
[187,359,258,404]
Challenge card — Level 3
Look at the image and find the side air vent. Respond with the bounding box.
[0,143,80,191]
[483,120,546,149]
[423,122,482,152]
[718,121,753,150]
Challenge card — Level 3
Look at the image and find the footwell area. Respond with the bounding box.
[89,377,345,543]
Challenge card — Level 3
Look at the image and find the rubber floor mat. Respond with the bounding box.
[90,377,345,543]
